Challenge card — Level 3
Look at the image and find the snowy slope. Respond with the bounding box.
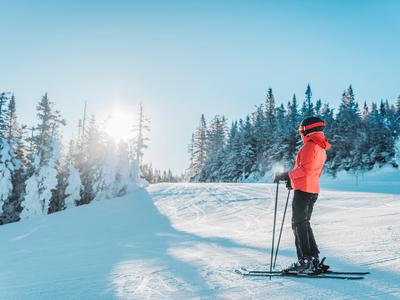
[320,166,400,194]
[0,184,400,299]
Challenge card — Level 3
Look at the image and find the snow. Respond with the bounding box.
[1,183,400,299]
[320,166,400,194]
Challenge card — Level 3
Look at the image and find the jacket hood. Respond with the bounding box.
[302,131,331,150]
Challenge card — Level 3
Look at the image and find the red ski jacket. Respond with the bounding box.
[288,131,331,194]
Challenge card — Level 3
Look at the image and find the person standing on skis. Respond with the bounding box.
[274,116,331,274]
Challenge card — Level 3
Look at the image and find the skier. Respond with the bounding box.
[274,116,331,274]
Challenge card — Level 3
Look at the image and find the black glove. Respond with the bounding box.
[274,171,290,183]
[274,171,292,190]
[285,178,292,190]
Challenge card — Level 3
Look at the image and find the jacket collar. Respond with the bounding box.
[302,131,331,150]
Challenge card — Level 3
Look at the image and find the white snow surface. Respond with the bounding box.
[320,166,400,194]
[1,183,400,299]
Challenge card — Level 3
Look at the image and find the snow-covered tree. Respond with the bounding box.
[190,114,207,181]
[273,103,287,162]
[330,85,362,172]
[239,116,257,180]
[0,92,11,133]
[114,141,131,196]
[131,103,150,164]
[252,105,266,175]
[0,93,26,224]
[64,165,82,208]
[283,94,301,164]
[21,141,60,218]
[206,115,227,157]
[0,138,15,216]
[188,85,399,182]
[263,88,277,167]
[395,138,400,166]
[222,121,242,181]
[78,116,103,204]
[34,93,66,165]
[94,138,118,201]
[21,94,65,219]
[188,133,195,177]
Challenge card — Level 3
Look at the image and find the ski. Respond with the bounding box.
[235,269,364,280]
[240,267,370,276]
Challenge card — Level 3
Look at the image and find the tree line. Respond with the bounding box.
[0,92,151,225]
[141,163,185,184]
[188,85,400,182]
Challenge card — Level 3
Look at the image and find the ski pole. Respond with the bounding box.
[273,188,291,269]
[269,181,279,280]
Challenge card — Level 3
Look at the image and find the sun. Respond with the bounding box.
[104,110,133,142]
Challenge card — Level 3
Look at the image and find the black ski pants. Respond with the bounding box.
[292,190,320,260]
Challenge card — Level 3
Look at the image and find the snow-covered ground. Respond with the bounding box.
[320,166,400,194]
[1,183,400,299]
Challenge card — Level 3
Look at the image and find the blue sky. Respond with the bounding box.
[1,0,399,173]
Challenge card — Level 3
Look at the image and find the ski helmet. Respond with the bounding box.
[299,116,325,136]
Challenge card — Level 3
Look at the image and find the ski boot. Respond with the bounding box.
[283,256,321,274]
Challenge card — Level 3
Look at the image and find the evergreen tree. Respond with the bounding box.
[396,95,400,117]
[130,103,150,166]
[206,115,227,158]
[21,94,66,218]
[302,84,314,117]
[200,115,227,181]
[274,103,287,163]
[21,140,61,218]
[263,88,277,168]
[0,138,15,220]
[252,105,267,175]
[0,94,25,223]
[321,103,334,139]
[188,133,195,178]
[283,95,301,165]
[0,92,11,134]
[141,163,154,183]
[5,94,28,171]
[361,101,369,119]
[78,116,103,204]
[94,138,118,201]
[239,115,257,180]
[190,114,207,181]
[34,93,66,165]
[64,165,82,208]
[330,85,362,172]
[315,99,322,116]
[221,121,242,181]
[362,103,382,167]
[114,141,130,196]
[188,86,399,182]
[49,153,68,214]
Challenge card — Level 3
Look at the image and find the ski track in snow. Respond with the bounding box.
[0,183,399,299]
[150,183,400,299]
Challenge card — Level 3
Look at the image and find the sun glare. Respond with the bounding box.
[104,110,133,142]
